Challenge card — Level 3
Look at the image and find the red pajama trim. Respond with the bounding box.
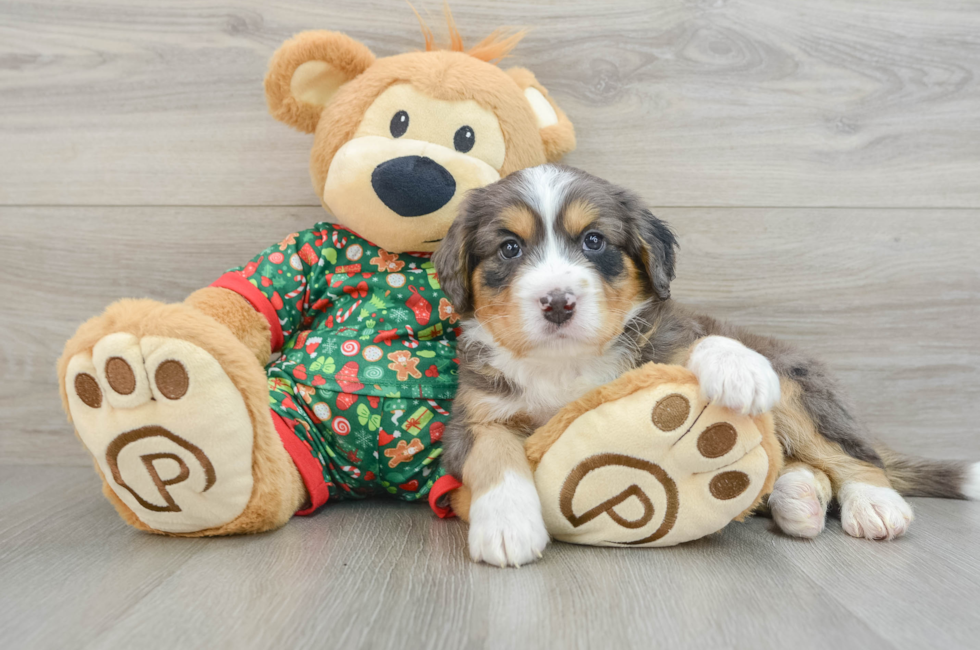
[271,410,330,516]
[211,272,285,352]
[429,474,463,519]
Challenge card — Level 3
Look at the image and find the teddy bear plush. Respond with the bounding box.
[58,18,576,536]
[57,15,778,548]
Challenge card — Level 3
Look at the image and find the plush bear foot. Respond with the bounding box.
[59,300,304,536]
[527,364,780,547]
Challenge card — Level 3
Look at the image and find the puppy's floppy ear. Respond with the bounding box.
[505,68,576,162]
[618,191,677,301]
[432,191,483,316]
[638,212,678,300]
[265,31,376,134]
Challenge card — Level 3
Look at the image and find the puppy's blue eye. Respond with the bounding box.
[390,111,409,138]
[500,240,522,260]
[583,232,605,252]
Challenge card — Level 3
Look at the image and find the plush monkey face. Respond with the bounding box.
[265,30,575,253]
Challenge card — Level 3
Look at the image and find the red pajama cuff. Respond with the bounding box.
[429,474,463,519]
[270,410,331,516]
[211,271,284,353]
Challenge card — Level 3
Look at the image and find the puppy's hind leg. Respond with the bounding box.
[775,380,912,541]
[768,461,832,539]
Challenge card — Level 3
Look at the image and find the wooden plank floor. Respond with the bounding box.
[2,1,980,648]
[2,466,979,650]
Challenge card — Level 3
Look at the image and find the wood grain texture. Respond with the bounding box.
[2,0,980,207]
[3,207,976,465]
[1,467,979,650]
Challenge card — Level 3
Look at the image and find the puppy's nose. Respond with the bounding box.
[371,156,456,217]
[539,290,576,325]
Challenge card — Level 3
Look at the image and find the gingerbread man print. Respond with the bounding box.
[387,350,422,381]
[385,438,425,468]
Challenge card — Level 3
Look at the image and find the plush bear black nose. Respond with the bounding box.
[371,156,456,217]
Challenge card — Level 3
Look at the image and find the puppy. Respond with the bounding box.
[432,164,980,567]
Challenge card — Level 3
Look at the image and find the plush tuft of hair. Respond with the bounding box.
[410,3,526,64]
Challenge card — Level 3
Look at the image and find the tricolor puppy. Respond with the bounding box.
[432,164,980,567]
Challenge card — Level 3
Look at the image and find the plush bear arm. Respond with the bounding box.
[185,287,272,367]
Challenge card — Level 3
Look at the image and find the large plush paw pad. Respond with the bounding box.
[468,472,550,567]
[533,376,772,547]
[687,336,780,415]
[769,468,827,538]
[65,335,254,533]
[839,482,912,541]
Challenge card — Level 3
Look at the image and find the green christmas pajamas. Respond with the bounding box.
[212,223,463,516]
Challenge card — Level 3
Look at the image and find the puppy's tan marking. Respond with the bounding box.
[472,266,534,356]
[462,423,534,501]
[501,204,537,242]
[595,257,648,349]
[562,199,599,237]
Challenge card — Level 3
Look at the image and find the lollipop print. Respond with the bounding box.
[341,340,361,357]
[332,416,351,436]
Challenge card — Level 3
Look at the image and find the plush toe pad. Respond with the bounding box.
[66,336,254,533]
[532,369,772,547]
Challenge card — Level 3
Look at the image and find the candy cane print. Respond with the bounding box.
[335,299,362,324]
[427,400,449,416]
[284,275,307,300]
[403,325,419,349]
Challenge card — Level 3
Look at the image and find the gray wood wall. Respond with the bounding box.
[2,0,978,466]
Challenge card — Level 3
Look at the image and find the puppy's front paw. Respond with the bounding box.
[468,472,550,567]
[687,336,780,415]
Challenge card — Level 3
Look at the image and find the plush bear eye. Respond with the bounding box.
[454,125,475,153]
[583,232,605,252]
[499,239,522,260]
[390,111,409,138]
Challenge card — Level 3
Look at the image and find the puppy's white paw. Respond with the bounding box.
[687,336,781,415]
[839,482,913,541]
[769,468,827,538]
[468,471,550,567]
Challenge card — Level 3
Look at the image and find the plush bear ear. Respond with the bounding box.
[265,31,376,134]
[505,67,576,161]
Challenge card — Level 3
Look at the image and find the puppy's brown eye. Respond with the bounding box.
[500,240,522,260]
[454,126,475,153]
[390,111,409,138]
[583,232,605,252]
